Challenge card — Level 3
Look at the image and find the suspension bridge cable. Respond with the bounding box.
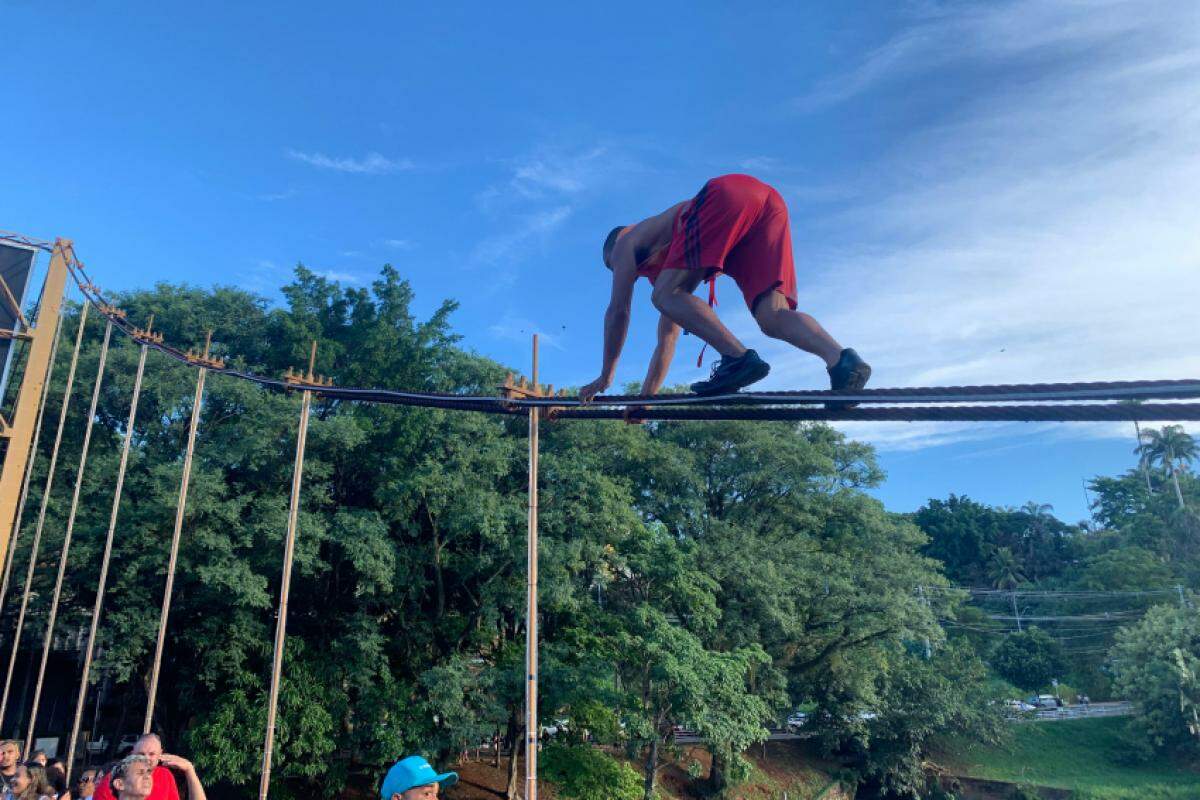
[26,241,1196,422]
[65,341,148,781]
[0,302,90,726]
[259,376,314,800]
[25,319,112,755]
[144,357,207,734]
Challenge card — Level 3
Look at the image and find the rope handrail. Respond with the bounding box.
[9,233,1193,422]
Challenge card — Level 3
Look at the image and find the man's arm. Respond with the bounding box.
[579,241,640,402]
[158,755,204,800]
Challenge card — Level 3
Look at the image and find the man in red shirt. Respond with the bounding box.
[93,735,204,800]
[580,173,870,400]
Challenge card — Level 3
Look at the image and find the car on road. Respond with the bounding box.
[785,712,808,732]
[1030,694,1063,709]
[1005,699,1036,713]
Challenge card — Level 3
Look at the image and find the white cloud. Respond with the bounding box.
[731,0,1200,451]
[381,238,415,250]
[257,188,297,201]
[472,206,572,265]
[318,269,363,284]
[286,149,416,174]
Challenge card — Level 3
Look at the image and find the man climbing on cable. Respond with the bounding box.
[579,173,870,401]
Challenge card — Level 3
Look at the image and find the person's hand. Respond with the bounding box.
[623,404,647,425]
[579,375,611,403]
[159,753,195,774]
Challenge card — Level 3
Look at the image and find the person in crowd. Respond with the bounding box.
[108,756,203,800]
[27,753,46,769]
[42,766,66,799]
[380,756,457,799]
[0,741,22,794]
[93,735,202,800]
[6,763,54,800]
[62,767,98,800]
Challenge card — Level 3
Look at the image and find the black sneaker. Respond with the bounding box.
[826,348,871,409]
[691,349,771,395]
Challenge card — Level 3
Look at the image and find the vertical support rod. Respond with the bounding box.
[0,241,68,568]
[0,314,65,625]
[917,585,932,659]
[525,334,540,800]
[144,363,208,733]
[1011,591,1022,633]
[258,386,313,800]
[65,343,148,780]
[25,319,112,755]
[0,302,90,727]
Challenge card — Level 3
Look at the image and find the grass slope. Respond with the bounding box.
[942,717,1199,800]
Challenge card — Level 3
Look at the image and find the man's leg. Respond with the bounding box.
[650,269,747,358]
[752,290,843,367]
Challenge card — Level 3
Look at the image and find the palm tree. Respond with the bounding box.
[1019,501,1054,579]
[988,546,1026,590]
[1120,399,1154,493]
[1137,425,1198,510]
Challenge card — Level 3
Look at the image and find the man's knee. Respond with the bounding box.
[755,305,791,339]
[650,283,676,312]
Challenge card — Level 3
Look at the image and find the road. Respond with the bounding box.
[1018,700,1135,722]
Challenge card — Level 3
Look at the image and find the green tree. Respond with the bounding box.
[990,628,1067,691]
[987,547,1026,590]
[1111,603,1200,758]
[1136,425,1197,510]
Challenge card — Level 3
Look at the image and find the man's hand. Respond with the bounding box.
[579,375,611,403]
[159,753,195,774]
[623,404,647,425]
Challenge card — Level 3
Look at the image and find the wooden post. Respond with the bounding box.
[26,319,112,755]
[525,334,540,800]
[0,240,68,575]
[259,343,318,800]
[0,314,64,632]
[65,341,148,780]
[144,335,211,734]
[0,303,89,726]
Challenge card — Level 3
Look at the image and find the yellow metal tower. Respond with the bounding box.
[0,238,68,567]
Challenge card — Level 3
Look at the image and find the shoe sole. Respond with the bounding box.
[691,360,771,396]
[827,363,872,410]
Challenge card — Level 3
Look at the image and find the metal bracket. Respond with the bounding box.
[130,313,164,345]
[283,341,333,389]
[498,373,566,419]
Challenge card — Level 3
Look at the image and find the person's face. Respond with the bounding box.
[132,738,162,768]
[400,784,440,800]
[115,763,154,798]
[32,753,47,766]
[78,769,98,798]
[0,744,16,770]
[10,766,29,792]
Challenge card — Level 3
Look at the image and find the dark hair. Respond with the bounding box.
[602,226,626,267]
[45,765,68,793]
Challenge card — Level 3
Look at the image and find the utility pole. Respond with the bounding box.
[917,586,932,659]
[1179,585,1188,609]
[1011,591,1023,633]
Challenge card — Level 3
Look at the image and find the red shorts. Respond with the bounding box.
[641,174,798,312]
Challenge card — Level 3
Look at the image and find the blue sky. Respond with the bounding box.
[4,1,1197,523]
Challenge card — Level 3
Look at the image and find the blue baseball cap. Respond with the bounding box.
[380,756,458,798]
